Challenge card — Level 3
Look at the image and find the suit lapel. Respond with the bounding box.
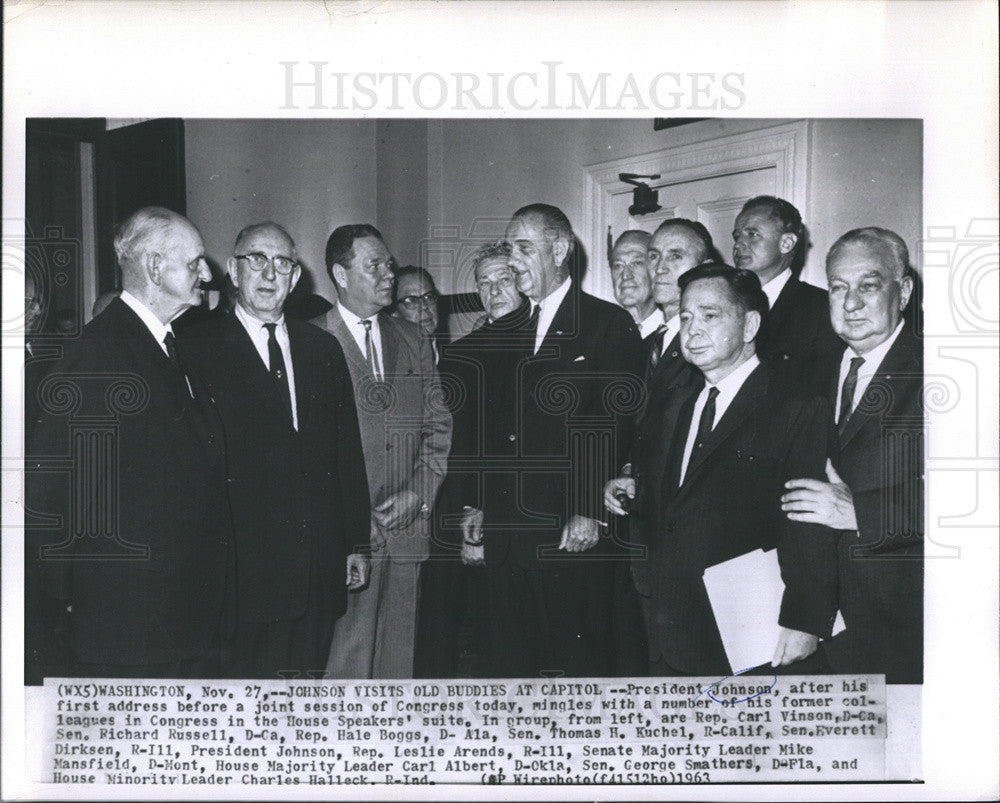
[539,289,576,353]
[379,314,399,378]
[327,308,370,377]
[679,362,769,494]
[838,328,921,448]
[767,276,797,336]
[287,323,311,432]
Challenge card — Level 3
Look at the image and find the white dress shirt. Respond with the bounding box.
[120,290,173,356]
[638,307,666,340]
[234,303,299,430]
[679,354,761,484]
[338,301,384,379]
[531,275,573,354]
[835,319,905,425]
[658,314,681,356]
[761,267,793,311]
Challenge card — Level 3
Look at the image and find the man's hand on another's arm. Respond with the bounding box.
[781,460,858,530]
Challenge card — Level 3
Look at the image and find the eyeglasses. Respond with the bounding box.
[235,252,298,275]
[397,291,438,309]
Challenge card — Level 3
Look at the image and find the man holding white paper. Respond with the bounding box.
[610,262,839,676]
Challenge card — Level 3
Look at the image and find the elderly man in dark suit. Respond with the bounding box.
[781,227,923,683]
[315,224,452,679]
[26,207,231,678]
[732,196,842,384]
[612,262,839,676]
[463,203,643,678]
[179,222,370,679]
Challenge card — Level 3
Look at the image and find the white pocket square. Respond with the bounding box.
[573,355,586,362]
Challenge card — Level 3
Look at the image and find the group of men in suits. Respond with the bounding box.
[25,193,922,685]
[602,196,923,683]
[25,209,450,681]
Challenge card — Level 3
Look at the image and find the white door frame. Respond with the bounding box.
[581,120,810,300]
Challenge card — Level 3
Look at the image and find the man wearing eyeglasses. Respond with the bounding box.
[393,265,442,364]
[179,222,371,679]
[316,224,452,679]
[26,207,231,679]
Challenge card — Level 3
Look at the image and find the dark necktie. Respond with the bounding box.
[646,324,668,378]
[362,319,381,380]
[694,385,720,452]
[527,303,541,352]
[264,322,293,423]
[163,331,179,366]
[838,356,865,434]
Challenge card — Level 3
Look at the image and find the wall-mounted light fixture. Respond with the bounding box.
[619,173,662,216]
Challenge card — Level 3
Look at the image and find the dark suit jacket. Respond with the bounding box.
[314,307,451,563]
[179,313,370,624]
[759,275,843,389]
[821,327,924,683]
[489,286,644,567]
[633,360,839,675]
[26,298,231,667]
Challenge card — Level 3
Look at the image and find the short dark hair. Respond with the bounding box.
[739,195,804,239]
[511,203,575,268]
[653,218,714,263]
[678,261,769,320]
[325,223,385,277]
[393,265,437,292]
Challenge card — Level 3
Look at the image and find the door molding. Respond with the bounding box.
[581,120,810,299]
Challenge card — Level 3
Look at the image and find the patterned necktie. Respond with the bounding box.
[362,319,381,381]
[838,356,865,434]
[647,324,668,378]
[694,385,720,452]
[264,322,293,423]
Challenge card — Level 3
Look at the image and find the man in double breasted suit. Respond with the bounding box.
[612,262,839,676]
[781,227,923,683]
[26,207,231,678]
[316,224,452,679]
[732,196,842,386]
[179,222,370,679]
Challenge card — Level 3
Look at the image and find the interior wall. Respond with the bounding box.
[428,118,923,294]
[376,120,428,268]
[185,119,376,303]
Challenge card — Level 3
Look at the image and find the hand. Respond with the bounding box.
[603,476,636,517]
[346,553,370,590]
[559,515,602,553]
[781,460,858,530]
[373,490,423,530]
[460,507,485,565]
[771,627,819,667]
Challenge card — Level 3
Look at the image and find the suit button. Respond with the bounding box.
[508,434,516,442]
[386,442,392,450]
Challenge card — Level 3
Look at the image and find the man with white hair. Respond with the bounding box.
[781,227,924,683]
[27,207,232,678]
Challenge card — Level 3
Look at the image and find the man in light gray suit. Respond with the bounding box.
[315,223,452,679]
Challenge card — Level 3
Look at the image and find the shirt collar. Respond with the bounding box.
[843,318,905,375]
[337,300,379,329]
[120,289,172,345]
[638,307,666,339]
[535,275,572,315]
[761,268,793,310]
[234,301,286,334]
[710,353,761,396]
